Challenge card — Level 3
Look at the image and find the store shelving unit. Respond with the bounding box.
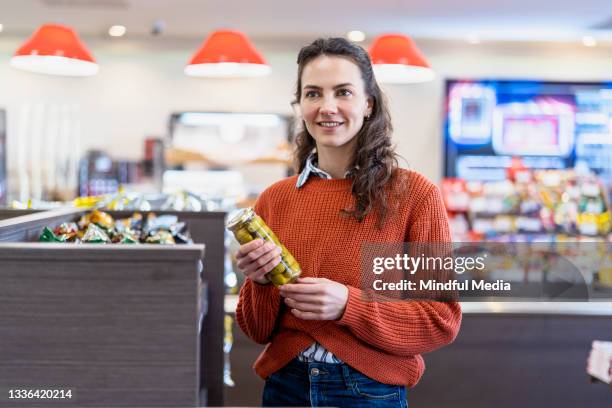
[0,208,227,407]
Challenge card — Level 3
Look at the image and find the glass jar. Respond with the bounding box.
[226,208,301,286]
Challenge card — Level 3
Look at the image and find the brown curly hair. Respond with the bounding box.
[293,37,399,228]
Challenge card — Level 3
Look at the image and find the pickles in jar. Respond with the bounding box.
[227,208,301,286]
[235,227,254,244]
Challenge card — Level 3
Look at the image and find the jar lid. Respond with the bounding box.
[226,207,255,230]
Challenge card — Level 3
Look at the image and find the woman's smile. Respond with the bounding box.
[317,120,344,131]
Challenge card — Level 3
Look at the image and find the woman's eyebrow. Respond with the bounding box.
[303,83,354,90]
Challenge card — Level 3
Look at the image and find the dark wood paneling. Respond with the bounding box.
[410,314,612,407]
[0,208,227,406]
[0,209,44,220]
[225,317,266,406]
[0,208,84,243]
[0,211,206,407]
[224,313,612,407]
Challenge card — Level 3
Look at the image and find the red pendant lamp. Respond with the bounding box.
[185,29,270,78]
[11,23,98,77]
[369,34,434,83]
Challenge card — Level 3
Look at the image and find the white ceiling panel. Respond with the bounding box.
[0,0,610,41]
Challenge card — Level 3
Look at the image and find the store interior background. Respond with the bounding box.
[1,0,612,198]
[3,38,612,190]
[0,1,611,407]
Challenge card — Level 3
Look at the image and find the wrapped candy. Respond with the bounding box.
[89,210,114,231]
[39,227,67,243]
[39,210,191,245]
[117,232,138,244]
[82,223,111,244]
[145,230,175,244]
[53,222,79,242]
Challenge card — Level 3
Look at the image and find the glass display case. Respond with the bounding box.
[166,111,294,201]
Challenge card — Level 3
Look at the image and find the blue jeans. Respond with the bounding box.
[262,358,407,407]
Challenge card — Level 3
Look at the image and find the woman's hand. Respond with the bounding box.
[279,277,349,320]
[235,239,282,285]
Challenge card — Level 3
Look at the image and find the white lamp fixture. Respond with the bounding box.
[11,23,98,77]
[185,29,270,78]
[369,34,435,84]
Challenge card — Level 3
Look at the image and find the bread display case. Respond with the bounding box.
[0,207,227,407]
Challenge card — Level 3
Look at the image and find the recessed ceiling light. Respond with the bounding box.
[466,34,480,45]
[108,25,126,37]
[347,30,366,42]
[582,36,597,47]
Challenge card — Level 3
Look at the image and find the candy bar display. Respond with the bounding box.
[38,209,193,245]
[0,204,227,406]
[0,207,207,406]
[92,190,216,212]
[11,190,221,212]
[443,169,612,241]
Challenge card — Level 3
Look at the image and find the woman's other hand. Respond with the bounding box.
[279,277,349,320]
[235,239,282,285]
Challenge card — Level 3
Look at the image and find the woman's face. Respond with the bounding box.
[299,55,373,151]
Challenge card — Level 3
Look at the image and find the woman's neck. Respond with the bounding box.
[316,143,356,179]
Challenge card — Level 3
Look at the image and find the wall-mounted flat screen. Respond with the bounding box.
[444,80,612,191]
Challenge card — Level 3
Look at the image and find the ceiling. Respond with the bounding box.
[0,0,611,43]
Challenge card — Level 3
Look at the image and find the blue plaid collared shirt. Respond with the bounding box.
[296,153,356,188]
[295,152,352,364]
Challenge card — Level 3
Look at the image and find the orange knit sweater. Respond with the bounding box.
[235,169,462,386]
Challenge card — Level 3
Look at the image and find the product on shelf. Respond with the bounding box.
[88,190,214,212]
[82,223,112,244]
[38,210,192,245]
[226,207,301,286]
[97,190,209,212]
[444,170,612,293]
[12,190,222,212]
[443,169,612,241]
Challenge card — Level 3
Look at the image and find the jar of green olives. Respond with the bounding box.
[227,208,301,286]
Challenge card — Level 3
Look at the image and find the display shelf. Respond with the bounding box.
[0,207,227,407]
[443,170,612,241]
[0,211,204,407]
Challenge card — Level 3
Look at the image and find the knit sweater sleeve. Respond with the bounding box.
[234,190,283,345]
[336,185,462,356]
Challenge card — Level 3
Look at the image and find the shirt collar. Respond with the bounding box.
[296,152,357,188]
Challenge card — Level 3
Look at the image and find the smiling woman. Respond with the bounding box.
[293,38,397,226]
[234,37,462,408]
[299,56,373,162]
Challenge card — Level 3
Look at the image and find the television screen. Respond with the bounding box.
[443,80,612,189]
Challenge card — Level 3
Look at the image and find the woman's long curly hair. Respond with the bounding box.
[293,37,399,228]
